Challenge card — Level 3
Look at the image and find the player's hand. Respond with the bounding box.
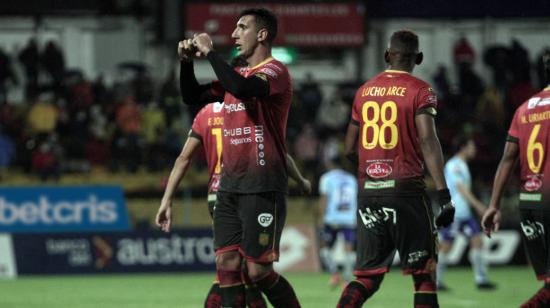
[435,188,455,229]
[300,178,312,195]
[178,39,196,62]
[192,33,214,56]
[481,206,501,238]
[155,200,173,233]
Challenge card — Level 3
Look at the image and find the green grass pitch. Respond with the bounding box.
[0,266,539,307]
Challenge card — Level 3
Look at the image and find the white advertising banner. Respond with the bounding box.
[0,233,17,278]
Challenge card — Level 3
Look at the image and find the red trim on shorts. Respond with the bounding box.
[239,248,279,263]
[215,244,240,256]
[353,267,389,276]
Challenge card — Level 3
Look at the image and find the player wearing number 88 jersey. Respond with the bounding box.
[338,30,452,308]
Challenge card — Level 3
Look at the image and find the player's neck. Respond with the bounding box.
[246,47,271,68]
[387,65,413,73]
[457,152,469,162]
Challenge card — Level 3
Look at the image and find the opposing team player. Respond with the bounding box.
[482,51,550,307]
[437,135,496,291]
[337,30,454,308]
[318,156,358,289]
[178,7,301,307]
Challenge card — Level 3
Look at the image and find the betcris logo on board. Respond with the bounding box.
[0,186,130,233]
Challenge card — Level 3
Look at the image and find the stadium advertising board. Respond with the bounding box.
[185,3,365,47]
[10,226,320,274]
[12,229,215,274]
[0,186,129,233]
[0,234,17,278]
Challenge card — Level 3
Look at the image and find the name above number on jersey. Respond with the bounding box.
[361,100,398,150]
[362,86,407,97]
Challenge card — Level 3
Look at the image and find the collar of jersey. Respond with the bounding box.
[385,69,409,74]
[248,57,274,70]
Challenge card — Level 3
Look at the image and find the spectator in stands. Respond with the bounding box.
[298,72,323,123]
[41,40,65,97]
[0,47,18,103]
[27,97,59,135]
[31,137,61,182]
[112,96,143,172]
[316,89,350,135]
[18,38,40,99]
[0,125,15,180]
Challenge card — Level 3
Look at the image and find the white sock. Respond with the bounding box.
[469,248,488,283]
[342,252,356,282]
[320,247,337,274]
[437,253,448,286]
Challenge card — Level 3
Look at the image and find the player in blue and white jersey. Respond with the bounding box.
[318,156,358,288]
[437,135,496,291]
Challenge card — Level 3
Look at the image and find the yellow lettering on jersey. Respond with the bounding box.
[521,115,527,124]
[362,86,406,97]
[528,111,550,123]
[208,117,224,126]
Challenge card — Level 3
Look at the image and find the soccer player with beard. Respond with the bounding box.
[337,30,455,308]
[178,7,300,308]
[483,51,550,307]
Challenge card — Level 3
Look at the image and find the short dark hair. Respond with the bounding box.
[453,133,473,152]
[389,30,419,55]
[239,8,278,43]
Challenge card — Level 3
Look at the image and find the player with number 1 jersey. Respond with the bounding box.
[190,102,225,211]
[351,70,437,194]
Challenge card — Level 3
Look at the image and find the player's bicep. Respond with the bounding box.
[415,113,437,142]
[178,135,202,160]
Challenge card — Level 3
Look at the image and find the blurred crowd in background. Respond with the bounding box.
[0,37,549,196]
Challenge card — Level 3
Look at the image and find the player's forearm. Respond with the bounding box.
[286,154,305,183]
[179,61,215,105]
[161,156,191,203]
[489,155,516,210]
[420,136,447,190]
[206,51,268,99]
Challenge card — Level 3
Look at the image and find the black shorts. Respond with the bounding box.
[519,208,550,281]
[213,191,287,263]
[354,194,437,276]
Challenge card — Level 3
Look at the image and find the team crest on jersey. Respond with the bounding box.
[366,162,392,178]
[259,232,270,246]
[524,175,543,192]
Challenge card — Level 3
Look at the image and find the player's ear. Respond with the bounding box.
[384,49,390,64]
[415,52,423,65]
[257,28,268,42]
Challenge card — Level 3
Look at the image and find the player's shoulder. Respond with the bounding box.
[254,57,289,78]
[518,87,550,113]
[197,102,224,118]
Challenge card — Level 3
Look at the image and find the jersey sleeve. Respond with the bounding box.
[350,88,362,125]
[319,174,329,195]
[254,62,288,96]
[190,107,206,141]
[415,86,438,117]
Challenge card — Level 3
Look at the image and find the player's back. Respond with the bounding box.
[319,169,358,226]
[444,156,472,218]
[509,86,550,208]
[351,70,437,195]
